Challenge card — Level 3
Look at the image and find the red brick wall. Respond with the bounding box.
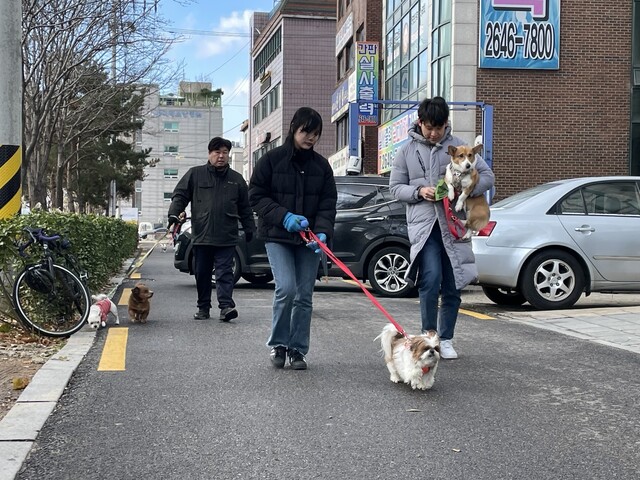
[477,0,633,200]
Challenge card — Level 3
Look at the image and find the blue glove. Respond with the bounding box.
[283,213,309,232]
[306,233,327,254]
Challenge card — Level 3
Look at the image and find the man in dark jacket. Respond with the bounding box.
[168,137,255,321]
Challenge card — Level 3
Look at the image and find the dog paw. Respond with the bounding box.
[455,201,464,212]
[390,375,401,383]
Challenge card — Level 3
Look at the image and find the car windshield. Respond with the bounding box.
[492,182,561,208]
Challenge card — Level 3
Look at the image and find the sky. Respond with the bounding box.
[158,0,278,145]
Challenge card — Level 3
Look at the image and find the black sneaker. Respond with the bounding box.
[219,307,238,322]
[288,349,307,370]
[270,346,287,368]
[193,309,210,320]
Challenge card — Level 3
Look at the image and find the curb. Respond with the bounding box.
[0,256,137,480]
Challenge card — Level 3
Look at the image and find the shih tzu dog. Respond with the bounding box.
[88,294,120,329]
[375,324,440,390]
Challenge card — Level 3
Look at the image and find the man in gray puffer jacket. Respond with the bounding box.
[389,97,494,359]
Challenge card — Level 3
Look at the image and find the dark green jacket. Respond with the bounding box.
[169,163,255,246]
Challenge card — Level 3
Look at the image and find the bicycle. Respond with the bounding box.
[11,227,91,337]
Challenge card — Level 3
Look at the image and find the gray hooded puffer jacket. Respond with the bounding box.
[389,124,495,290]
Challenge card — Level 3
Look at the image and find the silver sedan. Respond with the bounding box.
[472,176,640,309]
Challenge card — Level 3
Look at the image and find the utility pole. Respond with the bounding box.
[0,2,22,218]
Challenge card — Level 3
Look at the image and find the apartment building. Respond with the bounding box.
[247,0,337,177]
[136,82,223,226]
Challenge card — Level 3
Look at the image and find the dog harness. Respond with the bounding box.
[95,299,112,322]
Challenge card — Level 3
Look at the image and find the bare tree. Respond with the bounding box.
[21,0,184,209]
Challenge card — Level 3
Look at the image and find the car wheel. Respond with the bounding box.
[481,286,527,306]
[520,249,585,309]
[241,273,274,284]
[367,246,413,298]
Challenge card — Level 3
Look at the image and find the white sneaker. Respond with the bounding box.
[440,339,458,359]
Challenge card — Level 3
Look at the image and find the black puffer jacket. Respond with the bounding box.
[168,164,255,246]
[249,142,337,245]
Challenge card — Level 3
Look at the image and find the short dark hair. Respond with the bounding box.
[287,107,323,141]
[417,97,449,127]
[208,137,232,152]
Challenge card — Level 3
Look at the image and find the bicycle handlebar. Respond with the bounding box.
[18,227,70,257]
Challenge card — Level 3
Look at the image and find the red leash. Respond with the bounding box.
[442,197,467,240]
[300,230,409,339]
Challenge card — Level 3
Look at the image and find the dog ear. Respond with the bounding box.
[132,286,139,297]
[447,145,457,156]
[472,144,483,155]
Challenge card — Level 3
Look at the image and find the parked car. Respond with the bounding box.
[472,176,640,309]
[172,176,414,297]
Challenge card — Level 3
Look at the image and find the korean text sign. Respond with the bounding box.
[356,41,379,126]
[479,0,560,69]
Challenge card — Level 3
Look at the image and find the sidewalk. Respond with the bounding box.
[0,256,137,480]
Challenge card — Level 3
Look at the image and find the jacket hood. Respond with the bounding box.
[407,122,452,147]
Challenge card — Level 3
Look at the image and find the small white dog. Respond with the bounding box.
[87,294,120,329]
[375,324,440,390]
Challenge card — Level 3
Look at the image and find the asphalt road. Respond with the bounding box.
[16,248,640,479]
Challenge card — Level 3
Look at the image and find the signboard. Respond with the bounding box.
[479,0,560,69]
[331,72,356,122]
[336,12,353,55]
[356,41,379,126]
[377,108,418,174]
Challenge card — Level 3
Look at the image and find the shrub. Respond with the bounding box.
[0,212,138,326]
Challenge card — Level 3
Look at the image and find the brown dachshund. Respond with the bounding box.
[128,282,154,324]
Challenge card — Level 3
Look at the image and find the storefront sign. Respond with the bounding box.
[377,108,418,174]
[356,41,379,126]
[479,0,560,69]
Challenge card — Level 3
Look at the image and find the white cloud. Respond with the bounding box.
[197,10,253,58]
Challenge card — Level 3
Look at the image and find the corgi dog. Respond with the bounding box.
[445,144,491,240]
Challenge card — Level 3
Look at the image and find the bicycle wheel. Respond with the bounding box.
[13,264,91,337]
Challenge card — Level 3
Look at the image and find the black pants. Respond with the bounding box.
[193,245,236,311]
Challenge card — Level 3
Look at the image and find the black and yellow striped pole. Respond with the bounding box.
[0,145,21,218]
[0,2,22,218]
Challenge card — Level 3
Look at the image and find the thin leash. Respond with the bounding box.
[300,230,410,339]
[442,197,467,240]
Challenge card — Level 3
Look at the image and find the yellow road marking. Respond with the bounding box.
[130,272,141,279]
[459,308,495,320]
[342,279,371,289]
[119,288,131,306]
[98,328,128,371]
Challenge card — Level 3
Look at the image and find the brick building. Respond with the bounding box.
[248,0,337,176]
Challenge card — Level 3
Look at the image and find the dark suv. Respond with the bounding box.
[173,176,414,297]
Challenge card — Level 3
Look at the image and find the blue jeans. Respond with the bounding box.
[193,245,236,311]
[417,223,461,340]
[265,242,320,355]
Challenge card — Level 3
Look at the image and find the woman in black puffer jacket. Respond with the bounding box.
[249,107,337,371]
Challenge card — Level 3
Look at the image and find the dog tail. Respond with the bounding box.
[375,324,404,356]
[91,293,108,303]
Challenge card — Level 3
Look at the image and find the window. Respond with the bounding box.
[252,137,281,166]
[430,0,451,98]
[164,145,179,155]
[559,182,640,215]
[163,193,172,202]
[253,83,281,126]
[254,28,282,80]
[163,122,179,132]
[336,116,349,150]
[336,184,386,210]
[346,41,355,71]
[164,168,178,179]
